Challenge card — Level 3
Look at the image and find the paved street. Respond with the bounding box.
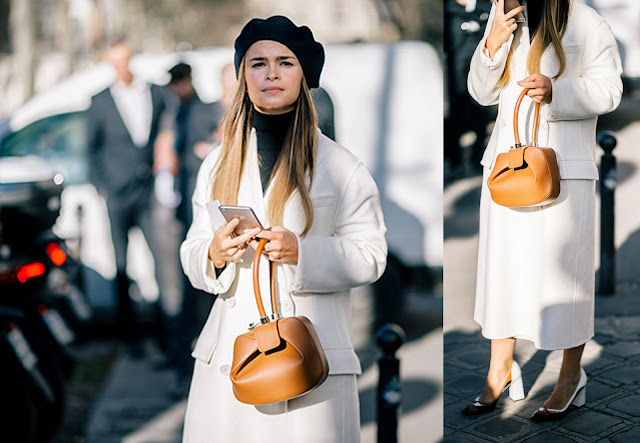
[444,95,640,442]
[83,288,443,443]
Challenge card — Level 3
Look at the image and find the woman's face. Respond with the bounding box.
[244,40,304,115]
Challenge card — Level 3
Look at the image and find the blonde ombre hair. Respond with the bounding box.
[210,57,318,236]
[498,0,572,87]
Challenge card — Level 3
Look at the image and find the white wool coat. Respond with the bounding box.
[468,1,622,349]
[179,129,387,441]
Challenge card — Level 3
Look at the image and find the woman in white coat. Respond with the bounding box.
[179,16,387,442]
[462,0,622,420]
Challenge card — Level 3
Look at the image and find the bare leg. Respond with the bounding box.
[477,338,517,403]
[542,344,585,410]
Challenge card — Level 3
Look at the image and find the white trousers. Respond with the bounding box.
[183,359,360,443]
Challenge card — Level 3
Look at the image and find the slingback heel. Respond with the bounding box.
[461,361,525,416]
[508,359,524,401]
[530,367,587,422]
[572,384,586,408]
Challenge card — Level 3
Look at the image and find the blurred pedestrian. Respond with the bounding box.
[211,62,238,145]
[87,38,166,356]
[180,15,387,442]
[155,61,224,394]
[462,0,622,421]
[167,62,221,226]
[444,0,494,180]
[310,86,337,141]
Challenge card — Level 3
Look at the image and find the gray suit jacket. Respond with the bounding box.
[87,83,165,206]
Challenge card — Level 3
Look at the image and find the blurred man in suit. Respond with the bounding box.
[87,39,166,355]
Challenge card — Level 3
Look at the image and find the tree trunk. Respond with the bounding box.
[9,0,37,105]
[55,0,75,75]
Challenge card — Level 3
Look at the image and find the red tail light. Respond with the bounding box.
[16,263,45,283]
[46,243,67,266]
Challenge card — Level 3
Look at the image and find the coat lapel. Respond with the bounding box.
[237,129,322,234]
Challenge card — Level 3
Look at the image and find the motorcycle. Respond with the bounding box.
[0,155,91,441]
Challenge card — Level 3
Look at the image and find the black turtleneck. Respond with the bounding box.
[252,109,294,192]
[525,0,542,41]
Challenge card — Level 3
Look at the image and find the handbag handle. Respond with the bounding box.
[252,238,278,323]
[513,88,540,148]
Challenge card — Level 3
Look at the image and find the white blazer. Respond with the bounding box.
[468,1,623,178]
[180,130,387,375]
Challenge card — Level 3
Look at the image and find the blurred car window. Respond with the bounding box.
[1,112,88,185]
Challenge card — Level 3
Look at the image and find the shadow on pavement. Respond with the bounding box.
[359,377,440,426]
[444,179,481,240]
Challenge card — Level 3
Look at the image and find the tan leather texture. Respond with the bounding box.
[488,88,561,207]
[230,239,329,405]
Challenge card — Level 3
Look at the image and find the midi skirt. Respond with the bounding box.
[182,359,360,443]
[474,168,596,350]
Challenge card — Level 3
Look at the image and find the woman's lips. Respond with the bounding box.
[263,87,283,92]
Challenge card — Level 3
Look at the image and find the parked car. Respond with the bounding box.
[0,42,443,335]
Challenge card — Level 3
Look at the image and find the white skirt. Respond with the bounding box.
[182,359,360,443]
[474,168,596,350]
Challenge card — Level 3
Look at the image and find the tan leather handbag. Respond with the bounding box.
[487,88,561,207]
[230,238,329,405]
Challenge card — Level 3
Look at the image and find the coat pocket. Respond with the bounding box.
[309,195,336,235]
[191,300,224,363]
[562,45,582,55]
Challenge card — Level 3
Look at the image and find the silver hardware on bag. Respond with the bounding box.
[248,313,282,330]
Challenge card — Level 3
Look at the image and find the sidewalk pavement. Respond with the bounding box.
[84,288,443,443]
[444,107,640,442]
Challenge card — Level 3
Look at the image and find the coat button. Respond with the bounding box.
[225,298,236,308]
[499,119,506,127]
[220,364,231,376]
[282,301,293,312]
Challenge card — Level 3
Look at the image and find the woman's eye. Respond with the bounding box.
[281,61,293,66]
[251,62,265,68]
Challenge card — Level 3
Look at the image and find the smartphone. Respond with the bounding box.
[219,205,264,237]
[492,0,525,23]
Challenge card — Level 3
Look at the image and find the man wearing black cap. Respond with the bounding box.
[166,62,220,226]
[157,62,221,393]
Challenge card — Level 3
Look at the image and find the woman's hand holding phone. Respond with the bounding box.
[208,218,261,268]
[486,0,526,59]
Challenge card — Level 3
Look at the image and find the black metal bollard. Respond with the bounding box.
[598,131,617,295]
[376,323,406,443]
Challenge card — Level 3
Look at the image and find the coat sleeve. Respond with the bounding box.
[467,3,510,106]
[290,162,387,294]
[545,20,623,121]
[179,151,237,295]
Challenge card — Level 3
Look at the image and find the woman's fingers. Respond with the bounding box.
[518,74,552,104]
[210,220,261,265]
[254,226,298,263]
[485,1,524,57]
[504,5,526,21]
[232,228,261,248]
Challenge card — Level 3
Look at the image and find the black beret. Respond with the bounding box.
[168,62,191,83]
[234,15,325,89]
